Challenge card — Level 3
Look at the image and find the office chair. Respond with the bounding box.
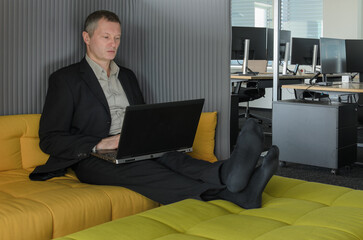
[238,81,269,123]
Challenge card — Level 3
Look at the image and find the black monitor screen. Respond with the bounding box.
[266,29,291,60]
[320,38,346,74]
[345,39,363,73]
[291,37,320,65]
[231,26,267,60]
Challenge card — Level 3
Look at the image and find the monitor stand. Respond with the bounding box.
[282,42,290,75]
[240,39,252,76]
[311,44,319,73]
[304,45,320,74]
[315,74,332,86]
[322,74,328,82]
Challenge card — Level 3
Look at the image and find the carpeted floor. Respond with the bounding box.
[238,107,363,190]
[275,162,363,190]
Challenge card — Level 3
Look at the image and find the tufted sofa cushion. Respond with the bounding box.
[0,112,220,239]
[0,167,159,240]
[0,114,160,240]
[56,175,363,240]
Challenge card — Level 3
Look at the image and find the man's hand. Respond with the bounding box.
[96,134,120,150]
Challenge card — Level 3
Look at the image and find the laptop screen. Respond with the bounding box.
[116,99,205,159]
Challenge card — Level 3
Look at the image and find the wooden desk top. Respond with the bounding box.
[230,73,314,80]
[281,82,363,93]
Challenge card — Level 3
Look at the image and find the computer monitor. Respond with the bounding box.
[291,37,320,73]
[291,37,320,65]
[345,39,363,81]
[320,37,346,76]
[231,26,268,60]
[266,29,291,61]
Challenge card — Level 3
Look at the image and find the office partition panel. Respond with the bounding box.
[0,0,231,159]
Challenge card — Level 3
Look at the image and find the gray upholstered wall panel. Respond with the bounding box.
[118,0,231,159]
[0,0,126,115]
[0,0,231,159]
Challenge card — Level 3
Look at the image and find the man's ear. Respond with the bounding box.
[82,31,90,45]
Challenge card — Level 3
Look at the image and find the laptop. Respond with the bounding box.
[91,99,205,164]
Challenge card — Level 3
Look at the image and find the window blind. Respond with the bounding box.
[281,0,323,38]
[232,0,255,26]
[231,0,323,38]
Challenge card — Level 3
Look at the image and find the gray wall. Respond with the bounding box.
[0,0,231,159]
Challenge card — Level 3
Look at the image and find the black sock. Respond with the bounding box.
[221,118,264,192]
[218,145,279,209]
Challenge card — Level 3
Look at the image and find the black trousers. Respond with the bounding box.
[72,151,226,204]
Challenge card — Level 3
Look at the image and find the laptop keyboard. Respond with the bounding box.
[102,152,117,158]
[92,151,117,161]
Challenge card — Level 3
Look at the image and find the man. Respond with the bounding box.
[30,10,279,209]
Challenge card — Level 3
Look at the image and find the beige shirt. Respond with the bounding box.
[86,55,130,135]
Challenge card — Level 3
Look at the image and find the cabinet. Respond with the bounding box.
[272,100,357,171]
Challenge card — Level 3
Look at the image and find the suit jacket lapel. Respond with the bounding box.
[79,58,111,115]
[117,69,133,104]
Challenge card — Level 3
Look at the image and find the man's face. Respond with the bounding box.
[83,18,121,65]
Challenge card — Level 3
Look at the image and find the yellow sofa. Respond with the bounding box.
[4,113,363,240]
[0,114,160,240]
[0,112,218,240]
[57,175,363,240]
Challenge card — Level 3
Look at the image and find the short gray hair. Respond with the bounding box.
[84,10,121,37]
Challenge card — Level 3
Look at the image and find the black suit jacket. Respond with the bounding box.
[30,58,145,180]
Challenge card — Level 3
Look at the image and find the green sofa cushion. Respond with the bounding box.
[55,175,363,240]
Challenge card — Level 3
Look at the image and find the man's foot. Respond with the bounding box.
[221,118,264,193]
[218,145,279,209]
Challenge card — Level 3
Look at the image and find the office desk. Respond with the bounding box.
[281,82,363,93]
[230,74,312,93]
[282,82,363,102]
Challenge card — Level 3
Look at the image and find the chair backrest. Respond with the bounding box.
[238,86,265,102]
